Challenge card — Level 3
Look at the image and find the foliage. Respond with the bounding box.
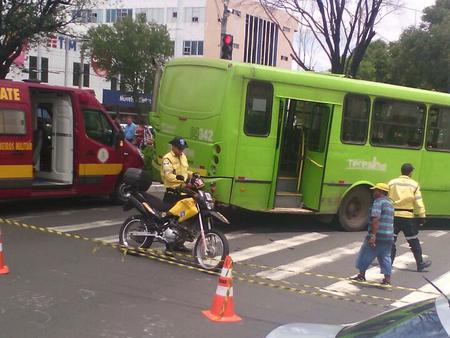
[258,0,400,76]
[83,15,173,107]
[357,0,449,92]
[0,0,90,79]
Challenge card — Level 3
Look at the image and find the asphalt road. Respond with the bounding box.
[1,196,450,338]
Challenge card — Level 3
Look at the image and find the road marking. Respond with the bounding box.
[428,230,448,238]
[48,220,122,232]
[322,252,427,297]
[231,232,328,262]
[391,271,450,307]
[226,232,252,240]
[13,207,110,220]
[257,241,362,280]
[94,235,119,243]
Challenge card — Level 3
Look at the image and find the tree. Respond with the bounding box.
[258,0,400,76]
[83,15,173,111]
[0,0,90,79]
[358,0,449,92]
[390,0,449,91]
[356,39,391,82]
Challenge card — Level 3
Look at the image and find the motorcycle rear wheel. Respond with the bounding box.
[119,215,154,254]
[193,229,229,271]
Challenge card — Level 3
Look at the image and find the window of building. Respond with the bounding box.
[370,99,426,149]
[83,63,90,87]
[184,7,204,23]
[426,105,450,151]
[244,81,273,137]
[83,109,114,146]
[282,26,291,32]
[0,109,26,135]
[40,57,49,83]
[167,8,177,23]
[72,9,99,23]
[106,9,132,23]
[341,94,370,144]
[183,41,204,55]
[73,62,81,87]
[136,8,164,24]
[233,43,240,49]
[280,55,288,61]
[29,56,38,80]
[73,63,90,87]
[244,14,279,67]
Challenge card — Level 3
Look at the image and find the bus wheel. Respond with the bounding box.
[338,186,372,232]
[111,178,128,205]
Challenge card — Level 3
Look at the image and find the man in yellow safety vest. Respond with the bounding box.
[388,163,432,272]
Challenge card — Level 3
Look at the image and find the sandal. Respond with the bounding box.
[350,274,366,282]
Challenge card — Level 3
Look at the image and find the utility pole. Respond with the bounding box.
[220,0,230,57]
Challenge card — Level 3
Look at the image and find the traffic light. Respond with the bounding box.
[220,34,233,60]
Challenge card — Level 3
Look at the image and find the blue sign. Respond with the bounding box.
[102,89,152,107]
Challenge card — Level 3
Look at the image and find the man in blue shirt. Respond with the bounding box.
[124,116,137,143]
[351,183,395,286]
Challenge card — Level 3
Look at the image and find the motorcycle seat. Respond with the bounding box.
[141,192,174,212]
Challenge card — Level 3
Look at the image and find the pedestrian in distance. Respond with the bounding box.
[351,183,394,286]
[389,163,432,272]
[124,116,137,143]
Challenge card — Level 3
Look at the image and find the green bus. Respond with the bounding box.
[150,57,450,231]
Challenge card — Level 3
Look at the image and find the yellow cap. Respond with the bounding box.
[370,183,389,192]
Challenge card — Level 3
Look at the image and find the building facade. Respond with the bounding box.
[7,0,296,116]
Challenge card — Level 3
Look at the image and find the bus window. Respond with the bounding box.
[426,106,450,151]
[307,104,330,152]
[83,109,114,146]
[341,94,370,144]
[370,99,426,149]
[0,109,26,135]
[244,81,273,136]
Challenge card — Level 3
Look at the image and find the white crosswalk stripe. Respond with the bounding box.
[48,220,122,232]
[231,232,328,262]
[257,241,362,280]
[322,252,427,297]
[428,230,448,238]
[94,235,119,243]
[390,271,450,307]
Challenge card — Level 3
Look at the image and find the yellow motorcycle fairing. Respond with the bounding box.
[168,197,199,222]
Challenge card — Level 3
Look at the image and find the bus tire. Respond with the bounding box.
[338,185,373,232]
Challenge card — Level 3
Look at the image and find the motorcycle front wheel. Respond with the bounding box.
[193,229,229,271]
[119,215,154,254]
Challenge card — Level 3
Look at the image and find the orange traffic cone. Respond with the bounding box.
[202,255,241,322]
[0,227,9,275]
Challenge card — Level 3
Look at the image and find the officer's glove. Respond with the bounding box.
[175,175,185,182]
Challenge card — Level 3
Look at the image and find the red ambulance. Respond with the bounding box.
[0,80,143,202]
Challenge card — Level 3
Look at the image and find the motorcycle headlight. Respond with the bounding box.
[204,192,214,210]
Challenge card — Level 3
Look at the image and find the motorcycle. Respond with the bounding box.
[118,168,230,271]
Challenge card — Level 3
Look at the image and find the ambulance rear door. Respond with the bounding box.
[0,83,33,198]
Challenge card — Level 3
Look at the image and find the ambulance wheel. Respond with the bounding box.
[338,185,373,232]
[111,178,129,204]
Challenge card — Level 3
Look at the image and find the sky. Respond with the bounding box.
[377,0,437,41]
[307,0,437,70]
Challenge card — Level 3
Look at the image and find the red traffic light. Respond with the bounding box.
[223,34,233,46]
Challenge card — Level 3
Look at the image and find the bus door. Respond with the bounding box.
[274,99,305,208]
[231,80,278,210]
[301,102,333,210]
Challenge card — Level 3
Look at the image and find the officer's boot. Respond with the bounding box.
[409,238,432,272]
